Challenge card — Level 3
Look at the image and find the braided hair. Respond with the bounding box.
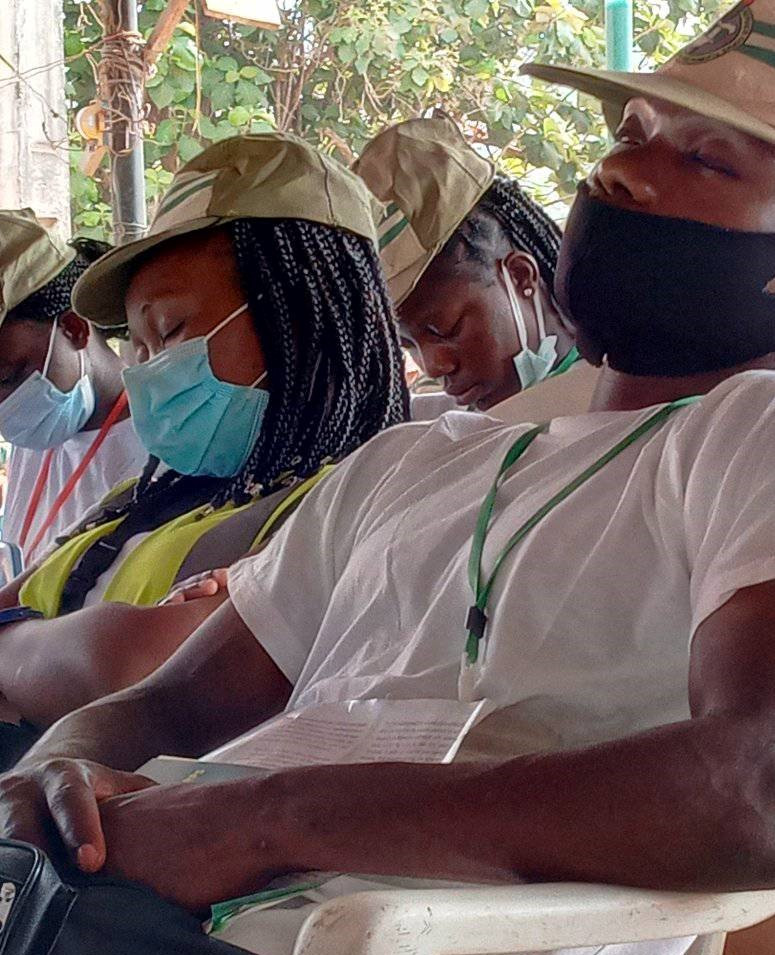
[438,176,561,287]
[57,217,408,612]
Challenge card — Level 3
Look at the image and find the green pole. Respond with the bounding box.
[605,0,633,71]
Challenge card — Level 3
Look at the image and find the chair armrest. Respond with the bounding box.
[293,882,775,955]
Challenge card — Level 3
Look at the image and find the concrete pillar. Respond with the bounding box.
[0,0,71,237]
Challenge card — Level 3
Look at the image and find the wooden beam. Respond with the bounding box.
[145,0,190,69]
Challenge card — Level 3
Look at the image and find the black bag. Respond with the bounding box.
[0,839,247,954]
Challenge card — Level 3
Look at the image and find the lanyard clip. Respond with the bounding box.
[466,605,488,642]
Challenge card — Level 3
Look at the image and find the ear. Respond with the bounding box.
[58,310,91,350]
[501,251,540,296]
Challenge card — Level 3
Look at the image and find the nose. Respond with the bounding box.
[591,142,665,211]
[420,342,457,381]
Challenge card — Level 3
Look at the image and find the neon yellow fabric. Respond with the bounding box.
[20,517,124,618]
[102,501,244,607]
[19,470,331,617]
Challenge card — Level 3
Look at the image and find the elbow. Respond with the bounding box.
[708,740,775,890]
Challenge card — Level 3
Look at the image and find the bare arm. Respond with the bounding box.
[261,579,775,892]
[17,597,291,771]
[7,581,775,907]
[0,597,233,727]
[90,579,775,908]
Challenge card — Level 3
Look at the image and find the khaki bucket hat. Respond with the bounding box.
[522,0,775,148]
[73,132,384,327]
[0,210,75,327]
[353,116,495,306]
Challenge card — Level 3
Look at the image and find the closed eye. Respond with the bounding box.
[160,323,184,345]
[689,150,738,179]
[428,315,464,340]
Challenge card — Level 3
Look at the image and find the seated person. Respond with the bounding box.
[355,115,594,418]
[0,132,406,747]
[0,213,144,562]
[5,11,775,955]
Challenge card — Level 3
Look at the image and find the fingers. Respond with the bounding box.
[211,568,229,589]
[161,571,227,605]
[42,762,155,873]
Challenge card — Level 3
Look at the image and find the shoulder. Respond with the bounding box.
[671,371,775,445]
[343,411,514,473]
[303,412,515,524]
[661,371,775,491]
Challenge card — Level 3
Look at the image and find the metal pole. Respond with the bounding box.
[605,0,633,71]
[100,0,147,245]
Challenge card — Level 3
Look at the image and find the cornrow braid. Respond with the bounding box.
[439,175,561,288]
[58,217,408,611]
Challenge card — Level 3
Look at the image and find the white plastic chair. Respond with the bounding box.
[292,882,775,955]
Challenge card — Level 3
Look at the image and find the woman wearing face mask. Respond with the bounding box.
[0,213,145,563]
[0,133,407,761]
[354,116,599,420]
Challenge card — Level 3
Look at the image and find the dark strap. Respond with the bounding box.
[173,481,304,584]
[57,476,223,616]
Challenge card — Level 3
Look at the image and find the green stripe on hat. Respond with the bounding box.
[741,43,775,69]
[157,173,218,219]
[752,20,775,40]
[160,169,219,206]
[379,214,410,250]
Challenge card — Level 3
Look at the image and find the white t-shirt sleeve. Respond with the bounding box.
[683,373,775,634]
[228,422,431,684]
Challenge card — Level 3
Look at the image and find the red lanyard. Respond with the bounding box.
[20,391,129,558]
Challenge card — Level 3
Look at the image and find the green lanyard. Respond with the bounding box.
[464,395,700,666]
[548,345,582,379]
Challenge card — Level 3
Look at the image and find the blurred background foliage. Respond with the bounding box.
[64,0,725,237]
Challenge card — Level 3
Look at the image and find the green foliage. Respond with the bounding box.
[64,0,721,238]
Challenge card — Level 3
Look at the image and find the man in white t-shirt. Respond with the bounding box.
[4,8,775,955]
[0,212,145,563]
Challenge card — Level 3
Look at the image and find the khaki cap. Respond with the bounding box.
[0,209,75,327]
[73,132,384,327]
[522,0,775,148]
[353,116,495,306]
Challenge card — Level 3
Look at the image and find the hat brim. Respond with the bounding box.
[391,170,496,307]
[520,63,775,148]
[71,216,231,328]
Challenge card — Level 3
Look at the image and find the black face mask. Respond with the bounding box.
[555,182,775,376]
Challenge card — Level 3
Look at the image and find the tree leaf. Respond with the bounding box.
[149,82,175,109]
[216,55,239,72]
[178,135,202,162]
[228,105,251,126]
[209,81,234,111]
[411,65,429,86]
[154,118,179,146]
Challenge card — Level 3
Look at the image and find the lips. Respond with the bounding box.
[447,382,486,406]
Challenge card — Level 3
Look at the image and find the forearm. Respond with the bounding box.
[0,602,213,727]
[17,599,291,771]
[16,680,182,772]
[256,712,775,892]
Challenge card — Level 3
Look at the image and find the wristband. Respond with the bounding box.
[0,606,45,627]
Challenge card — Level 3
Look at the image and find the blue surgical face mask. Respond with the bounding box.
[0,321,96,449]
[123,302,269,478]
[501,262,557,391]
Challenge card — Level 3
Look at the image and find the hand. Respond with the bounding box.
[161,568,229,606]
[100,778,275,912]
[0,759,154,871]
